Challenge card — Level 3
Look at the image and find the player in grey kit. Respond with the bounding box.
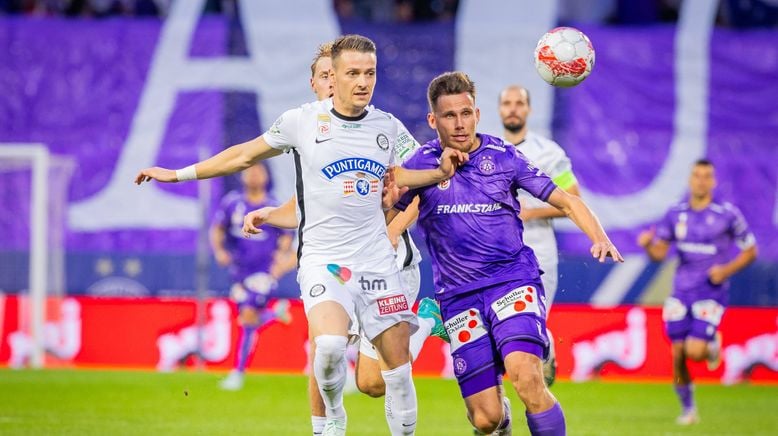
[390,72,623,436]
[638,159,757,425]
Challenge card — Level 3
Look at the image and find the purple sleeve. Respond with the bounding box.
[729,204,756,249]
[394,147,427,211]
[655,209,675,242]
[394,190,417,212]
[511,149,556,201]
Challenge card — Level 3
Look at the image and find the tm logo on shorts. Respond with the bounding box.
[377,295,409,315]
[327,264,351,284]
[445,308,488,352]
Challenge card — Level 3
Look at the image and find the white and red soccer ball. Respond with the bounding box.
[534,27,595,87]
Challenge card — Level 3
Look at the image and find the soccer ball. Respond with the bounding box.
[534,27,595,87]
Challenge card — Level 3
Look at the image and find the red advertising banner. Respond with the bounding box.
[1,296,776,384]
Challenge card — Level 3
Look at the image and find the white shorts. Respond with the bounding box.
[359,264,421,360]
[539,261,558,310]
[299,263,418,343]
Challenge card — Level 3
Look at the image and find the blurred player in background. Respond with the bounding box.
[638,159,757,425]
[210,162,296,390]
[391,71,623,436]
[136,34,465,436]
[245,41,446,436]
[499,84,581,386]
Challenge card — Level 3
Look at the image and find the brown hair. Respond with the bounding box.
[331,34,376,66]
[427,72,476,111]
[310,42,333,77]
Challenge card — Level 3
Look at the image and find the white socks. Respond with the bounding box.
[381,362,417,435]
[311,415,326,435]
[313,335,348,419]
[409,317,434,361]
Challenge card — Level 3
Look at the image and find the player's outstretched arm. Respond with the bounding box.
[521,183,581,221]
[243,197,298,236]
[134,136,283,184]
[547,188,624,263]
[393,147,469,189]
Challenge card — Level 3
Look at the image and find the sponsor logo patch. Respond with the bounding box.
[675,212,688,240]
[326,264,351,284]
[376,133,390,151]
[454,357,467,376]
[322,158,386,180]
[445,308,488,352]
[691,299,725,326]
[317,114,331,136]
[268,115,283,135]
[436,203,502,214]
[662,297,687,322]
[437,179,450,190]
[491,285,542,321]
[377,294,409,315]
[309,284,326,298]
[343,172,379,196]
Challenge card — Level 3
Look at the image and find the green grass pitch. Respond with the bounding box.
[1,369,776,435]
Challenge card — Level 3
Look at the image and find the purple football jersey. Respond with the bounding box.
[211,192,291,284]
[396,133,557,296]
[655,200,755,301]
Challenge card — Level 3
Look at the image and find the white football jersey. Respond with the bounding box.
[510,131,578,269]
[263,99,420,270]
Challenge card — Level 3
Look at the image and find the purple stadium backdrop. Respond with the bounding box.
[1,16,776,303]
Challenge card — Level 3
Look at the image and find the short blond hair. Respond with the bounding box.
[310,42,333,77]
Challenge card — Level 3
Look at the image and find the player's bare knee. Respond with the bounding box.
[239,307,259,325]
[356,376,385,398]
[684,340,707,361]
[469,410,502,435]
[512,371,546,410]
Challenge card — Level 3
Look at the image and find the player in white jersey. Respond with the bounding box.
[250,43,437,436]
[135,34,466,436]
[499,85,582,387]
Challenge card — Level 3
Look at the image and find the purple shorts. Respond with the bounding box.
[230,283,273,311]
[663,294,726,341]
[438,279,549,398]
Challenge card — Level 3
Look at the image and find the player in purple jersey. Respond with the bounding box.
[210,163,296,390]
[638,159,757,425]
[388,72,623,436]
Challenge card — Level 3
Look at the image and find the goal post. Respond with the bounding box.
[0,144,73,368]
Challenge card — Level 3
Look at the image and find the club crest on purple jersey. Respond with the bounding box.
[454,357,467,375]
[478,156,495,175]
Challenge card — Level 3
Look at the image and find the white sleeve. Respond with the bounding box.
[262,108,301,153]
[538,138,578,190]
[542,141,572,178]
[392,117,421,165]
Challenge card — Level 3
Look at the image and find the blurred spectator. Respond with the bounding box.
[2,0,777,27]
[558,0,617,24]
[724,0,778,28]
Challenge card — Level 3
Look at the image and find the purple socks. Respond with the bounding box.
[526,402,566,436]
